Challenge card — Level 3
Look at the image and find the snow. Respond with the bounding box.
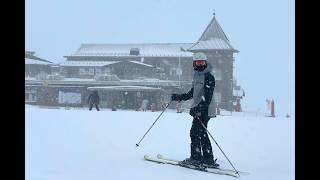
[25,58,53,65]
[25,105,294,180]
[88,86,162,91]
[25,77,96,82]
[63,78,96,81]
[189,38,235,51]
[72,43,194,57]
[59,61,119,67]
[128,61,154,67]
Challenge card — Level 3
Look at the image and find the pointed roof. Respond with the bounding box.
[198,15,229,42]
[188,14,238,52]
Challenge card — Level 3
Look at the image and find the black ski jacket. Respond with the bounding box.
[88,92,100,105]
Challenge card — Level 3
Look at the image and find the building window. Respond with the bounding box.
[79,68,86,75]
[79,67,95,75]
[211,68,222,80]
[95,68,102,75]
[214,92,221,104]
[130,48,140,55]
[104,67,111,74]
[89,68,94,74]
[170,67,177,76]
[25,90,37,102]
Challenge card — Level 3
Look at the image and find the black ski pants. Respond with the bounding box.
[89,103,100,111]
[190,115,214,162]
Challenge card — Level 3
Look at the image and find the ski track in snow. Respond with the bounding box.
[25,105,294,180]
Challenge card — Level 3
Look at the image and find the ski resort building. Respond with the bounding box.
[25,14,244,111]
[25,51,54,77]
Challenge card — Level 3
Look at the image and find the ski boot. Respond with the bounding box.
[201,158,220,168]
[179,158,202,168]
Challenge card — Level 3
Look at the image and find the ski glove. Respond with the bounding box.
[189,106,201,117]
[171,94,182,101]
[189,104,207,117]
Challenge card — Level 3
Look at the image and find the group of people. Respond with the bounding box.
[87,92,155,112]
[87,52,219,168]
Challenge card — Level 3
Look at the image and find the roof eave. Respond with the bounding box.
[187,48,239,52]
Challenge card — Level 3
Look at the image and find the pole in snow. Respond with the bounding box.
[136,101,172,147]
[196,116,240,176]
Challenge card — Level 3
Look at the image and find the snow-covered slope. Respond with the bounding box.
[25,105,294,180]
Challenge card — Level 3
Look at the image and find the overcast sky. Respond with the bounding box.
[25,0,295,116]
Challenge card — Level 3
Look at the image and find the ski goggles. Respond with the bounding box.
[194,60,207,66]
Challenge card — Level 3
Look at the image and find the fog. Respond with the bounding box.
[25,0,294,116]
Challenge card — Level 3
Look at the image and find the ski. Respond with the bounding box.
[144,155,239,178]
[156,154,247,175]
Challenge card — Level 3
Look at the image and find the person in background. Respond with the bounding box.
[88,90,100,111]
[140,98,149,111]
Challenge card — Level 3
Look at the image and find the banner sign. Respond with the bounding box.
[58,88,81,104]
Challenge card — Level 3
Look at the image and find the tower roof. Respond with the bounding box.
[198,15,229,42]
[188,14,238,52]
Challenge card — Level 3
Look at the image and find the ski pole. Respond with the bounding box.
[196,116,240,176]
[136,101,172,147]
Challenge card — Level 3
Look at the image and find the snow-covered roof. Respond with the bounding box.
[58,60,154,68]
[25,51,35,56]
[87,86,162,91]
[67,43,194,57]
[25,79,189,88]
[198,15,229,42]
[188,38,236,51]
[128,61,154,67]
[63,78,96,81]
[59,61,120,67]
[188,15,238,52]
[26,85,84,88]
[25,58,53,65]
[25,51,53,63]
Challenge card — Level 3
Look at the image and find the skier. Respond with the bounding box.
[171,52,219,168]
[88,90,100,111]
[140,98,149,111]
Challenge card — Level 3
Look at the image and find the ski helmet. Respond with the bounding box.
[193,52,207,71]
